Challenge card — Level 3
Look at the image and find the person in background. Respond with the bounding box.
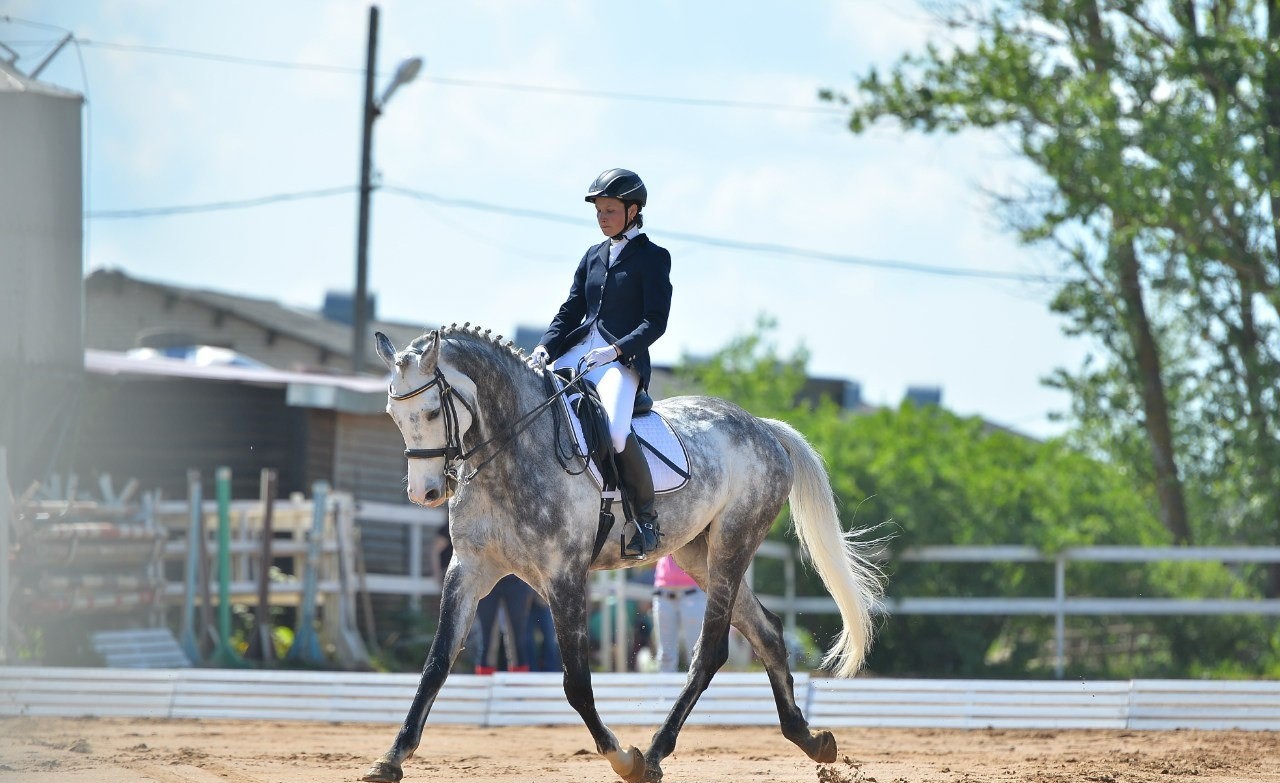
[430,525,453,581]
[474,575,534,674]
[652,555,706,672]
[434,525,539,673]
[627,567,655,672]
[526,593,562,672]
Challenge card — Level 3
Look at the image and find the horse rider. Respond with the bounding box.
[532,168,673,560]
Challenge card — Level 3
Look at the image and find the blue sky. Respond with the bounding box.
[4,1,1087,437]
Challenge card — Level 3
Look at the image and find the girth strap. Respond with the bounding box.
[635,433,690,480]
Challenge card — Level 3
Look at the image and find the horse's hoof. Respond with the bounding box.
[642,755,664,783]
[361,760,404,783]
[808,729,838,764]
[610,745,647,783]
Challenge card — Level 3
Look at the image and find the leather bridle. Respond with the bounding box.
[389,366,476,472]
[389,363,588,487]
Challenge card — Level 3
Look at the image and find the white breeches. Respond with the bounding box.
[554,331,640,453]
[654,587,707,672]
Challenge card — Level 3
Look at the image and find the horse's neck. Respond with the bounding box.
[446,340,547,449]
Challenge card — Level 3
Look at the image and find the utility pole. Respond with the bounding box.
[350,7,421,375]
[351,5,379,375]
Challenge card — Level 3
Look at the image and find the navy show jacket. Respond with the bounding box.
[539,233,673,390]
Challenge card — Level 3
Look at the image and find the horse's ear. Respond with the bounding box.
[374,332,397,371]
[417,330,441,375]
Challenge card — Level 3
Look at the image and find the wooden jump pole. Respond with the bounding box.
[245,468,277,664]
[286,480,327,666]
[179,469,202,664]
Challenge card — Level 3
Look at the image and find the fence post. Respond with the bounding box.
[613,568,628,673]
[209,466,245,667]
[180,470,202,664]
[408,521,423,613]
[287,480,328,665]
[784,550,797,636]
[1054,553,1066,679]
[245,468,277,664]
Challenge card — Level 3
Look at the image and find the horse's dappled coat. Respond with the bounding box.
[364,325,883,783]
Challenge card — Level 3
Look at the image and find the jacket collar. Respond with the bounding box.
[594,233,648,268]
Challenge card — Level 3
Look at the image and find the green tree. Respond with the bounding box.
[676,319,1280,677]
[823,2,1280,580]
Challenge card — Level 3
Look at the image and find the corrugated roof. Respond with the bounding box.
[85,349,388,414]
[86,348,386,392]
[87,268,432,363]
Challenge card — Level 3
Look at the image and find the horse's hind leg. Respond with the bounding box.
[641,539,753,781]
[547,574,647,783]
[728,582,838,763]
[673,541,837,765]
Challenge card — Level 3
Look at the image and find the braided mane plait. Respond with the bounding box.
[426,322,548,375]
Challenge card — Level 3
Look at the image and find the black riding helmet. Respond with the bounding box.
[584,168,647,208]
[586,168,647,238]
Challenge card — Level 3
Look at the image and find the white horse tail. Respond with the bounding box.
[762,418,884,678]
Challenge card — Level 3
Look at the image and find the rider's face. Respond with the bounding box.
[594,197,634,237]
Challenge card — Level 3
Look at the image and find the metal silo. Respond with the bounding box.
[0,60,85,487]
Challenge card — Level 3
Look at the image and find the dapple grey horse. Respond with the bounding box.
[363,325,882,783]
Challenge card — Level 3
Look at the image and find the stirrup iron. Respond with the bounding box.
[621,519,660,561]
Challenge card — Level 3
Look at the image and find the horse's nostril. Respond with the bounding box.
[425,489,440,502]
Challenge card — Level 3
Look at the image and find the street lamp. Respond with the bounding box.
[352,5,423,374]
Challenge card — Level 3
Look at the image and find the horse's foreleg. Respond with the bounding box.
[362,567,487,783]
[730,584,837,763]
[547,578,646,783]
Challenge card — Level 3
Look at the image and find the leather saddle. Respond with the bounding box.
[554,369,653,418]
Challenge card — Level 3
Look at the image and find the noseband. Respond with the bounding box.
[390,367,476,481]
[390,361,588,487]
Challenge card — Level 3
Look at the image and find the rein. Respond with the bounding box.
[391,364,588,486]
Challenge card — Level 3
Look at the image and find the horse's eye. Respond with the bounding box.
[426,409,441,422]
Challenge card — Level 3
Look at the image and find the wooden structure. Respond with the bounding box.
[72,350,442,634]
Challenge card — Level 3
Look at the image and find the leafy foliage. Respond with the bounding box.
[678,318,1278,677]
[825,1,1280,576]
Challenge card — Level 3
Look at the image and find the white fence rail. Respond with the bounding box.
[757,546,1280,678]
[3,667,1278,731]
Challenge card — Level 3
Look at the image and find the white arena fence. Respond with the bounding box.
[3,668,1278,731]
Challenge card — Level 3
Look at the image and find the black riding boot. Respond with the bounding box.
[617,433,660,560]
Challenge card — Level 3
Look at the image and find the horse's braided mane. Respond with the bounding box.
[411,322,544,376]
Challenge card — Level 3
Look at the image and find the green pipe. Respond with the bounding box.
[210,466,244,667]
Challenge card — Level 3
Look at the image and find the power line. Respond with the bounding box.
[77,39,362,75]
[84,183,1062,282]
[85,186,355,218]
[425,75,845,115]
[73,38,845,116]
[380,185,1061,283]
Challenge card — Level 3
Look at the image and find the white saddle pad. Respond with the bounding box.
[557,387,691,497]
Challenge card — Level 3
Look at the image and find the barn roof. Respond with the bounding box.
[86,349,388,414]
[86,268,430,365]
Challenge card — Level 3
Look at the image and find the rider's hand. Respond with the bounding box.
[531,345,550,367]
[583,345,621,370]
